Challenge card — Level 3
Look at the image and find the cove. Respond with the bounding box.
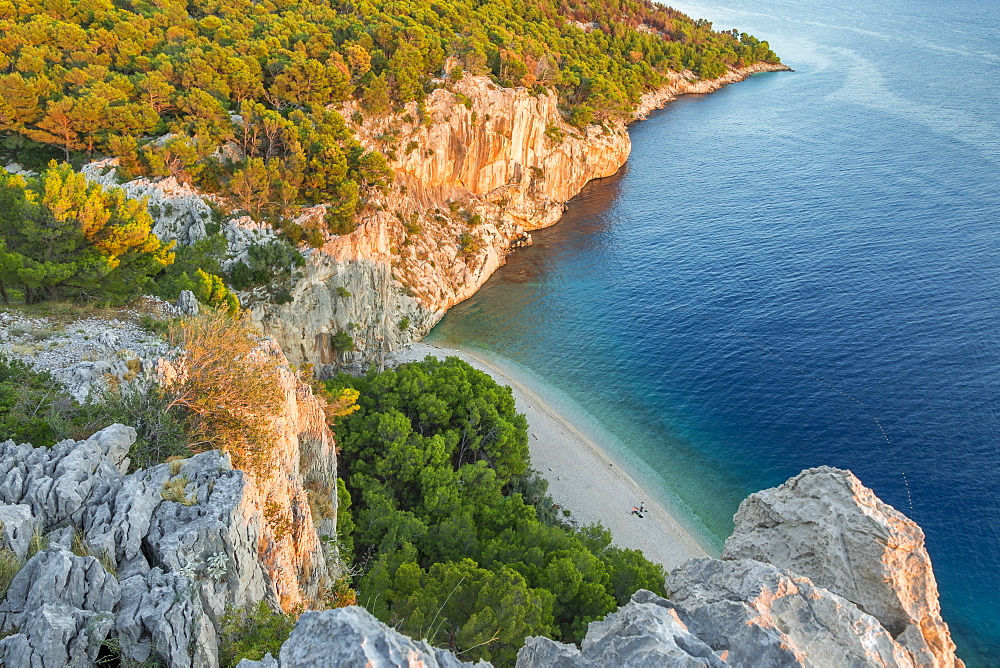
[426,0,1000,662]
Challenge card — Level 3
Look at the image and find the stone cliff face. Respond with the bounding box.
[252,75,630,373]
[230,467,962,668]
[0,340,339,666]
[252,66,790,373]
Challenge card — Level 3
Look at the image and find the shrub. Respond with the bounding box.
[457,232,482,258]
[219,601,295,668]
[0,549,21,599]
[272,287,293,305]
[0,355,90,447]
[544,125,565,144]
[228,240,304,290]
[330,331,356,354]
[138,315,172,337]
[163,312,284,479]
[98,386,192,471]
[335,286,351,298]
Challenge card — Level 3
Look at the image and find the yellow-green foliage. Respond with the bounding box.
[192,269,240,316]
[0,163,174,304]
[0,0,776,229]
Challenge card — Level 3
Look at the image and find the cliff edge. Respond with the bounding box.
[246,65,788,372]
[247,467,960,668]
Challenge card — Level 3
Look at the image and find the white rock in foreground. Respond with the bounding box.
[722,466,960,667]
[237,607,486,668]
[517,589,726,667]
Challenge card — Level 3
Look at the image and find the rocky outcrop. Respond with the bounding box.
[0,333,339,667]
[0,426,268,666]
[517,589,726,667]
[632,62,792,120]
[0,547,121,667]
[721,466,960,667]
[666,559,915,667]
[517,467,960,668]
[237,607,486,668]
[0,307,173,403]
[518,565,915,668]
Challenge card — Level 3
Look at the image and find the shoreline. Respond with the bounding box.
[387,342,711,571]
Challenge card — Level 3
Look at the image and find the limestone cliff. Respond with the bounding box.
[251,74,630,372]
[0,337,339,666]
[251,66,789,373]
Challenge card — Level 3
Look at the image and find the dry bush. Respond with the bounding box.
[164,311,284,479]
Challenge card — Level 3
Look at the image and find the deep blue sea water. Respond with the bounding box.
[426,0,1000,662]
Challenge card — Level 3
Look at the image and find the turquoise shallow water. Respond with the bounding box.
[427,0,1000,663]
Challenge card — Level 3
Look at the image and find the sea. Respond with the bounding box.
[425,0,1000,663]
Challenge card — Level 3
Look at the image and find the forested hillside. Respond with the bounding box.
[0,0,779,231]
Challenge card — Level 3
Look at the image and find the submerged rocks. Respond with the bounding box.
[722,466,960,667]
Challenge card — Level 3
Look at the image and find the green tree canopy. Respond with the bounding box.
[0,162,173,303]
[327,357,667,665]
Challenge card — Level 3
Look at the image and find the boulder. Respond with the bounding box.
[0,504,39,560]
[236,607,486,668]
[517,589,726,667]
[722,467,960,667]
[176,290,199,316]
[667,558,915,667]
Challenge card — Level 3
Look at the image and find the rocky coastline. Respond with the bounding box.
[69,63,791,376]
[254,62,792,374]
[0,309,963,666]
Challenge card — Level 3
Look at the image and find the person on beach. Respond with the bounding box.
[639,503,645,513]
[632,507,639,516]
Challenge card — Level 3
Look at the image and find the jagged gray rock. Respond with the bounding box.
[0,426,274,667]
[0,548,121,667]
[176,289,199,316]
[666,558,915,667]
[517,589,726,667]
[0,504,39,560]
[238,607,487,668]
[721,466,960,667]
